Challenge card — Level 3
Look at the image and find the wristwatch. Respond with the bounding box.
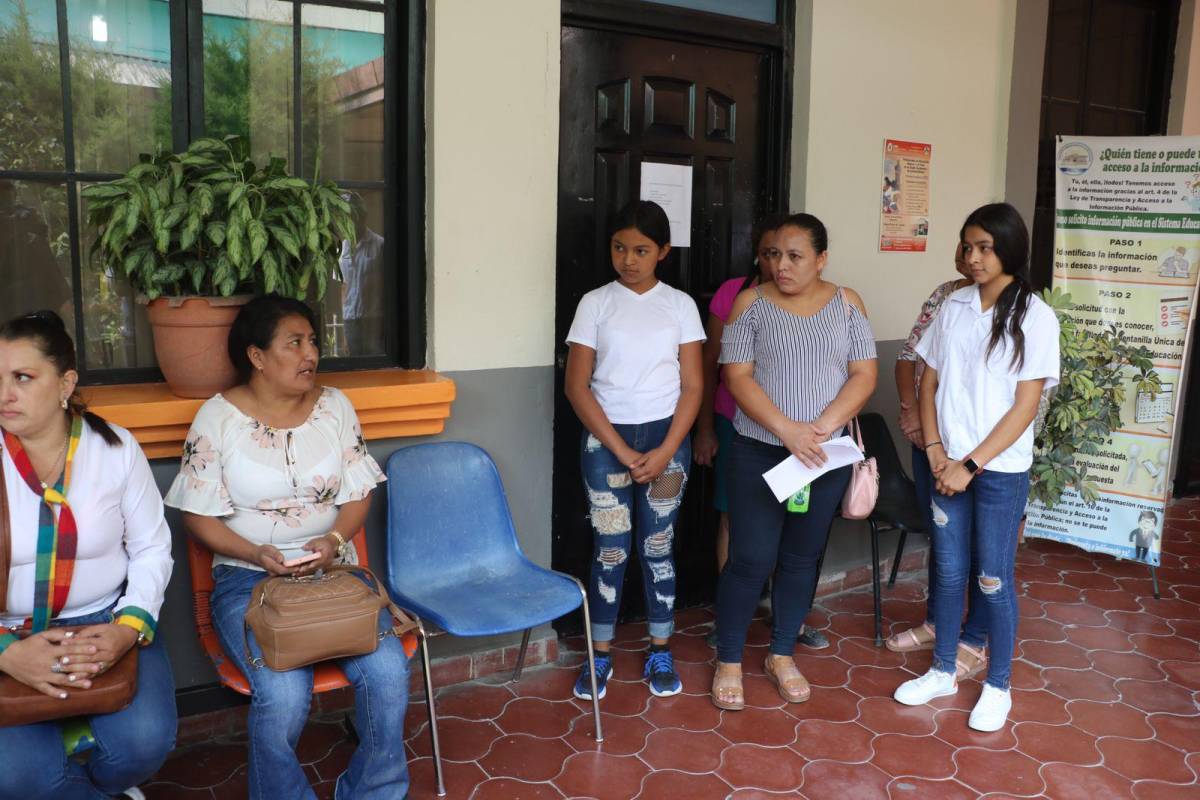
[963,457,981,475]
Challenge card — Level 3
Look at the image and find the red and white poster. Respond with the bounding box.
[879,138,932,252]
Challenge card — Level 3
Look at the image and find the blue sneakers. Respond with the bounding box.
[643,649,682,697]
[573,652,613,700]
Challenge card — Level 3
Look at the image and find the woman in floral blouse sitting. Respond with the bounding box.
[166,294,409,800]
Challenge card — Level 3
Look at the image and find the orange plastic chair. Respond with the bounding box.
[186,530,413,694]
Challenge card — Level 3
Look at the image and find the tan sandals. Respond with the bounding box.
[764,655,810,704]
[886,621,936,653]
[711,665,745,711]
[955,642,988,681]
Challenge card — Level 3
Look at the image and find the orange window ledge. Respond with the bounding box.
[79,370,457,460]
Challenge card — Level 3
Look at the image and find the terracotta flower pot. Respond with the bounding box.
[145,295,252,398]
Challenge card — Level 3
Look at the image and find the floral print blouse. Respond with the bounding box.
[165,386,385,572]
[897,279,966,394]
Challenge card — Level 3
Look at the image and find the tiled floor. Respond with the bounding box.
[147,498,1200,799]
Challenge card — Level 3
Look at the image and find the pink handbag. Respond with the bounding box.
[841,416,878,520]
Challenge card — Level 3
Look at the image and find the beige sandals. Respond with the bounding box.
[764,655,810,704]
[885,621,936,653]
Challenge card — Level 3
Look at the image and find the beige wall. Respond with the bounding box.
[793,0,1018,341]
[425,0,559,372]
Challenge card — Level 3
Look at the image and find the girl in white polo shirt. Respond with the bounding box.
[893,203,1059,731]
[564,200,705,701]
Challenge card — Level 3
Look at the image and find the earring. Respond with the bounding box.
[61,397,68,410]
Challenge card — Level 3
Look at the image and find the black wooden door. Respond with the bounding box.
[551,25,773,632]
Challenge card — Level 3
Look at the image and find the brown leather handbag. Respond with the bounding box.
[243,564,416,672]
[0,452,139,728]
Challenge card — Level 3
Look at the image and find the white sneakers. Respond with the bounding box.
[968,684,1012,732]
[893,668,957,705]
[894,668,1012,732]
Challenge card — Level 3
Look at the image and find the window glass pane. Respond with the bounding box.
[299,5,384,181]
[202,0,294,166]
[321,188,384,357]
[643,0,776,23]
[78,184,156,370]
[0,180,73,330]
[66,0,172,173]
[0,0,65,171]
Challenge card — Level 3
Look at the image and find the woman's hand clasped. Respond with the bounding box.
[631,446,672,484]
[778,421,829,468]
[0,624,137,698]
[935,460,974,496]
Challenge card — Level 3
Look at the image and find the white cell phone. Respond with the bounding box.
[283,552,321,568]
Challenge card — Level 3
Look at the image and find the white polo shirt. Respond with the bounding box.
[566,280,706,424]
[915,284,1060,473]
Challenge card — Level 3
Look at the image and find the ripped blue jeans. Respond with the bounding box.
[581,416,690,642]
[928,469,1029,690]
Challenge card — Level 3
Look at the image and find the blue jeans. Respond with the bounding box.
[581,416,690,642]
[928,469,1029,690]
[211,565,410,800]
[912,446,986,643]
[717,433,851,662]
[0,606,177,800]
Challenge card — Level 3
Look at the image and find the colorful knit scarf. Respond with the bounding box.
[3,414,82,632]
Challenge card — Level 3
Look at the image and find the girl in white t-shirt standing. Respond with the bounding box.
[894,203,1060,732]
[565,200,705,701]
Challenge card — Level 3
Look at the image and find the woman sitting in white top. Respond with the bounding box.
[0,310,175,799]
[166,294,407,800]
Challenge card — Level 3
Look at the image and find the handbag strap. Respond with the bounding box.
[242,564,419,667]
[0,446,9,616]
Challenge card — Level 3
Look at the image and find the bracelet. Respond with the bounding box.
[327,530,347,548]
[924,441,943,451]
[327,530,353,561]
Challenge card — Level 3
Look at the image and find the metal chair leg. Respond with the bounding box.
[415,620,446,797]
[512,628,532,682]
[870,520,883,647]
[571,577,604,743]
[1150,565,1161,599]
[888,528,908,588]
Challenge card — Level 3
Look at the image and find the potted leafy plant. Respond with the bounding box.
[1029,287,1162,508]
[81,136,354,397]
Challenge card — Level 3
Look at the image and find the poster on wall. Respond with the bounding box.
[1024,135,1200,567]
[878,138,932,252]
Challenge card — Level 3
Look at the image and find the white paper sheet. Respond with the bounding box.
[639,162,693,247]
[761,436,865,503]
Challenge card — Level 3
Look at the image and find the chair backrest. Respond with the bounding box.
[385,442,529,595]
[187,529,369,637]
[857,412,915,500]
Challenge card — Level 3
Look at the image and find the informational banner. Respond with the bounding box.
[879,138,932,252]
[1025,135,1200,567]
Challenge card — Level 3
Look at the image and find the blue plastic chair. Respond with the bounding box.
[385,442,604,797]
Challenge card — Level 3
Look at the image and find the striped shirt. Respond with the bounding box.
[719,286,877,446]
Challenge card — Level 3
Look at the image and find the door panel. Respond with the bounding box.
[552,26,773,632]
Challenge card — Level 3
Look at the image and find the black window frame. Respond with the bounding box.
[0,0,425,385]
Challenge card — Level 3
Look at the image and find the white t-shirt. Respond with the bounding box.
[566,280,706,424]
[915,284,1060,473]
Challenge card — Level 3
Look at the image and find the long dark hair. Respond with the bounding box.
[960,203,1033,371]
[742,212,788,292]
[227,294,320,384]
[0,310,121,446]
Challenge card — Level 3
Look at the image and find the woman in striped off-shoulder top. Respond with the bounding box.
[711,213,878,711]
